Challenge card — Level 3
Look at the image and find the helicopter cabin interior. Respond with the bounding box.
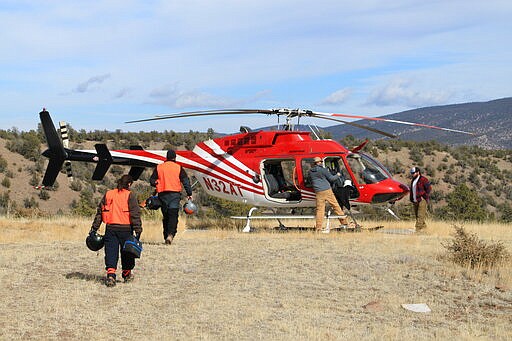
[261,155,365,202]
[261,159,301,202]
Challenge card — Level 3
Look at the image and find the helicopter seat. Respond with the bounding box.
[263,174,301,200]
[264,174,291,199]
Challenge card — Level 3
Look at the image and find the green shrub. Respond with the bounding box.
[0,155,7,173]
[498,204,512,223]
[0,191,10,208]
[39,189,50,201]
[441,183,488,222]
[1,177,10,188]
[23,197,39,209]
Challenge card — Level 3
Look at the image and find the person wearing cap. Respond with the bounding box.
[409,166,431,231]
[308,156,349,232]
[150,150,193,245]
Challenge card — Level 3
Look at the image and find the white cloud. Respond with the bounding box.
[367,78,452,108]
[114,87,132,99]
[320,88,352,105]
[148,84,272,109]
[73,74,111,93]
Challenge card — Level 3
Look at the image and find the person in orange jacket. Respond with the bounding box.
[91,174,142,287]
[150,150,192,245]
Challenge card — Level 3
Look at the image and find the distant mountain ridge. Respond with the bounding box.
[322,97,512,149]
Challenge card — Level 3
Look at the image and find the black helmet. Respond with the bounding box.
[183,200,198,215]
[145,195,161,210]
[86,230,104,251]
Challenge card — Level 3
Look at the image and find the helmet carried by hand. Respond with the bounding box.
[86,230,104,251]
[183,200,198,215]
[145,195,161,210]
[123,236,143,258]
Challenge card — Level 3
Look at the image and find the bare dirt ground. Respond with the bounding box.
[0,217,511,340]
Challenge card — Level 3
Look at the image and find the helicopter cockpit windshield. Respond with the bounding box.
[346,153,390,185]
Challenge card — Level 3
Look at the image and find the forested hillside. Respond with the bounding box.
[0,127,511,222]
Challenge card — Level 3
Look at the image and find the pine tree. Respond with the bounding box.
[444,183,487,222]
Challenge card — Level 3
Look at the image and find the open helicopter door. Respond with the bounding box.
[260,159,301,202]
[298,156,360,206]
[323,156,360,201]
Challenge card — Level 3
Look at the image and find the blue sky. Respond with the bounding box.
[1,0,511,133]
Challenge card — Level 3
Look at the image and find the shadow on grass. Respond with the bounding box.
[65,272,105,283]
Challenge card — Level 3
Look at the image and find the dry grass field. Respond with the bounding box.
[0,215,511,340]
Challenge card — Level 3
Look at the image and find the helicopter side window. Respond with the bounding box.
[346,153,389,184]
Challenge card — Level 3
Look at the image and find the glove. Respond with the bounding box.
[89,228,98,236]
[135,233,141,240]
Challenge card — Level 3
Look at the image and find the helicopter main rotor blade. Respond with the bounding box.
[314,111,475,135]
[313,114,398,138]
[154,109,276,117]
[125,109,276,123]
[126,108,475,136]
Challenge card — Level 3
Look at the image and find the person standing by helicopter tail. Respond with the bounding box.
[91,174,142,287]
[150,149,193,245]
[409,166,431,231]
[308,157,349,232]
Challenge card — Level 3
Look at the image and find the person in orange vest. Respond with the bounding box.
[91,174,142,287]
[150,149,192,245]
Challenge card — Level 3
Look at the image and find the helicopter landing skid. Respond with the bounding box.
[231,207,353,233]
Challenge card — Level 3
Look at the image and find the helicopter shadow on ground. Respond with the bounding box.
[65,271,105,284]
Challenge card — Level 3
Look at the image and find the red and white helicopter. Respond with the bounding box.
[39,108,473,231]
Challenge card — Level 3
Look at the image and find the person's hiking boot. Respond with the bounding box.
[105,275,116,287]
[122,270,134,283]
[165,235,173,245]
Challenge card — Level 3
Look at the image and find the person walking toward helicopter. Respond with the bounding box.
[150,149,193,245]
[409,166,431,231]
[90,174,142,287]
[309,157,349,232]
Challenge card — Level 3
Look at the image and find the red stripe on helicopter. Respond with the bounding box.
[116,149,166,162]
[195,142,258,180]
[191,142,261,189]
[183,163,264,196]
[182,153,264,194]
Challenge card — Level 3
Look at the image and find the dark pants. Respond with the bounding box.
[159,191,181,239]
[104,228,135,272]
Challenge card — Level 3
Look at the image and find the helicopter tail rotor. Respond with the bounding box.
[59,121,74,182]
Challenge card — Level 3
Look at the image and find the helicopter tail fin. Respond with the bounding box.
[92,144,113,180]
[40,109,67,187]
